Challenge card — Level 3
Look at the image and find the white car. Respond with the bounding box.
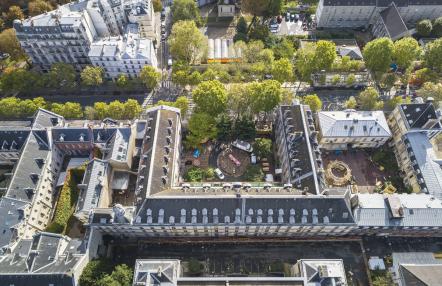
[215,168,225,180]
[251,153,257,164]
[232,140,253,153]
[167,58,173,67]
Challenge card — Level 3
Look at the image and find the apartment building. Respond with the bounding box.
[318,110,391,150]
[316,0,442,39]
[14,0,157,77]
[387,101,442,196]
[88,23,157,79]
[274,102,324,193]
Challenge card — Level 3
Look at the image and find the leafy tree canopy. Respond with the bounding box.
[363,37,394,72]
[168,20,207,65]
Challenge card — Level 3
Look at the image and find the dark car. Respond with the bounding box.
[285,12,290,22]
[290,13,296,22]
[161,11,166,20]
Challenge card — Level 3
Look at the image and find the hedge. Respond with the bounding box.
[46,167,85,234]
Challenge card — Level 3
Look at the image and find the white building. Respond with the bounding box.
[218,0,236,17]
[316,0,442,39]
[318,110,391,150]
[89,24,157,79]
[14,0,157,77]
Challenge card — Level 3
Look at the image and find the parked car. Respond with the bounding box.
[232,140,253,153]
[228,154,241,167]
[251,153,257,164]
[290,13,296,22]
[215,168,225,180]
[294,14,300,22]
[285,12,290,22]
[167,57,173,67]
[161,11,166,20]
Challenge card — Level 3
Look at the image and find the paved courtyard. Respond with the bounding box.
[322,150,386,193]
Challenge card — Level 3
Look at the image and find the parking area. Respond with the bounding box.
[112,240,369,285]
[313,89,362,111]
[322,150,386,193]
[277,16,309,36]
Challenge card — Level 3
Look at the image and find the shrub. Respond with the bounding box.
[253,138,272,158]
[185,167,204,182]
[244,165,264,181]
[46,167,85,234]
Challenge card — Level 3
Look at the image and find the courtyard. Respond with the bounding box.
[322,150,387,193]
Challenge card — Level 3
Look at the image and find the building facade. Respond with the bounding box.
[318,110,391,150]
[14,0,157,77]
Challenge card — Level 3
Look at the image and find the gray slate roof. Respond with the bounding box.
[136,196,355,226]
[76,159,108,214]
[399,103,441,130]
[0,198,27,252]
[379,3,409,40]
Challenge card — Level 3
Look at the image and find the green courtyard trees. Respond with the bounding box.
[363,37,394,72]
[81,66,104,86]
[424,38,442,72]
[169,20,207,65]
[303,94,322,112]
[271,58,294,83]
[358,87,383,110]
[171,0,202,26]
[192,80,227,116]
[393,37,421,69]
[185,112,218,148]
[140,65,161,89]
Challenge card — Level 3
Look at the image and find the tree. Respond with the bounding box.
[192,80,227,116]
[424,38,442,72]
[250,80,283,114]
[51,102,83,119]
[346,74,356,86]
[140,66,160,89]
[249,23,270,42]
[94,102,109,119]
[257,49,274,67]
[152,0,162,12]
[122,99,141,119]
[28,0,53,16]
[244,165,264,181]
[168,20,207,65]
[344,96,357,109]
[303,94,322,112]
[242,0,281,18]
[418,82,442,103]
[227,83,254,118]
[393,37,421,68]
[0,68,41,93]
[271,58,294,83]
[79,259,115,286]
[253,138,272,158]
[295,42,316,81]
[363,37,394,72]
[386,96,409,111]
[314,40,336,71]
[272,37,295,60]
[380,73,398,90]
[107,100,125,119]
[244,40,265,63]
[171,0,202,26]
[234,16,248,42]
[185,167,204,182]
[432,17,442,37]
[358,87,383,110]
[116,74,128,88]
[216,114,233,141]
[233,117,256,140]
[412,68,438,86]
[187,258,203,275]
[416,19,432,37]
[47,63,76,88]
[157,96,189,116]
[81,66,103,86]
[0,29,25,60]
[4,6,24,26]
[95,264,133,286]
[185,113,217,148]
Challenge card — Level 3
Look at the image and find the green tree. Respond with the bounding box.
[168,20,207,64]
[418,82,442,103]
[94,102,109,119]
[79,259,115,286]
[380,73,398,90]
[344,96,357,109]
[257,49,274,67]
[140,66,160,89]
[95,264,133,286]
[227,83,254,118]
[242,0,281,18]
[157,96,189,116]
[244,40,265,63]
[123,99,141,119]
[51,102,83,119]
[249,23,270,42]
[185,113,217,148]
[271,58,294,83]
[432,17,442,37]
[358,87,383,110]
[216,114,233,141]
[346,74,356,86]
[424,38,442,72]
[416,19,432,37]
[386,96,409,111]
[187,258,203,275]
[303,94,322,112]
[0,29,25,60]
[233,117,256,141]
[171,0,202,26]
[250,80,283,114]
[116,74,128,88]
[244,165,264,181]
[413,68,438,85]
[28,0,53,16]
[314,40,336,71]
[393,37,421,68]
[295,42,316,81]
[185,167,204,182]
[47,63,76,88]
[234,16,248,42]
[272,37,295,60]
[107,100,125,119]
[363,38,394,72]
[4,6,24,26]
[253,138,272,158]
[81,66,103,86]
[0,68,40,93]
[152,0,162,12]
[192,80,227,116]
